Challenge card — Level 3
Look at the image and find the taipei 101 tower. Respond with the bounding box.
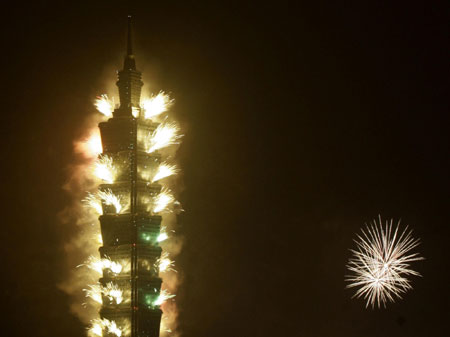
[93,16,171,337]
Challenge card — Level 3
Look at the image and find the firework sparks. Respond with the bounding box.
[153,189,174,213]
[84,193,103,215]
[89,318,123,337]
[345,216,424,308]
[103,282,124,304]
[82,255,123,275]
[95,94,114,117]
[146,122,181,154]
[94,155,117,183]
[103,259,122,274]
[152,163,178,182]
[157,231,169,243]
[157,252,176,273]
[154,289,176,306]
[84,284,103,304]
[142,92,173,119]
[98,189,127,214]
[84,282,124,305]
[89,321,103,337]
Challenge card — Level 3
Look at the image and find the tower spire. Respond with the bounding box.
[115,15,143,113]
[123,15,136,70]
[127,15,133,56]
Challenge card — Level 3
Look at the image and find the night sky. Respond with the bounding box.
[1,1,448,337]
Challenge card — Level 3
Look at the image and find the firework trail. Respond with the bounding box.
[345,216,424,308]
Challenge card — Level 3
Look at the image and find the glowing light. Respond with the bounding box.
[152,163,178,182]
[346,216,424,308]
[81,130,103,158]
[89,322,103,336]
[132,107,139,118]
[154,289,175,306]
[84,193,103,215]
[106,261,122,274]
[94,155,117,183]
[103,282,124,304]
[83,255,123,275]
[84,282,124,305]
[95,94,113,117]
[157,252,176,273]
[146,122,181,154]
[90,318,123,337]
[84,284,103,304]
[98,189,127,214]
[153,189,174,213]
[157,231,168,243]
[142,91,173,119]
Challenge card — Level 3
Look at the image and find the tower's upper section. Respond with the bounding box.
[115,16,143,116]
[123,15,136,71]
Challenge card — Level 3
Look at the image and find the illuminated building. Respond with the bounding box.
[96,16,165,337]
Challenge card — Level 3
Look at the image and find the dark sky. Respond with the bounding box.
[1,1,448,337]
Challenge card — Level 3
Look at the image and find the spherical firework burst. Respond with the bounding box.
[345,216,424,308]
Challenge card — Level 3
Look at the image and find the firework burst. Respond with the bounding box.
[145,122,182,154]
[142,91,174,119]
[152,163,178,183]
[94,155,117,183]
[345,216,424,308]
[154,289,176,306]
[153,188,175,213]
[94,94,114,117]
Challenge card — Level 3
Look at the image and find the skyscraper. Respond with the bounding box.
[96,16,166,337]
